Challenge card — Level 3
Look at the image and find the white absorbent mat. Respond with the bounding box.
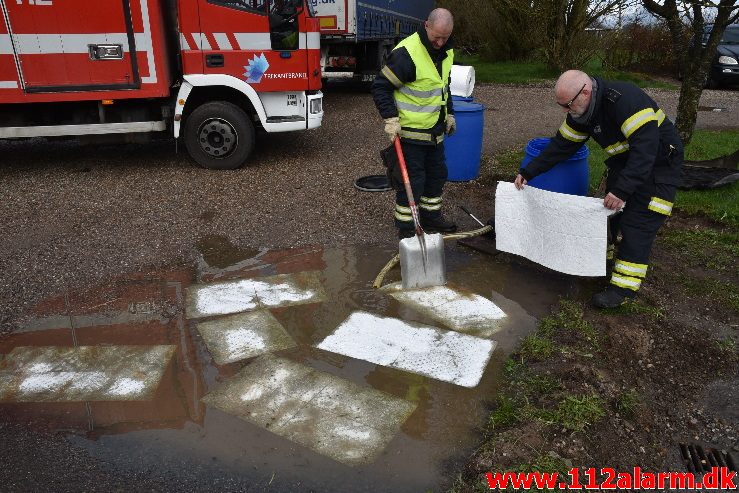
[202,355,416,466]
[186,271,326,319]
[0,345,175,402]
[196,310,297,365]
[385,284,506,339]
[495,182,616,276]
[316,311,496,388]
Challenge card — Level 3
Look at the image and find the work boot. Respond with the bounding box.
[398,228,415,240]
[591,286,635,309]
[422,216,457,234]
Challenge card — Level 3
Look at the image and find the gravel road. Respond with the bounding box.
[1,83,737,333]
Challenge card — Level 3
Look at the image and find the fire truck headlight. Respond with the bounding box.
[310,98,322,114]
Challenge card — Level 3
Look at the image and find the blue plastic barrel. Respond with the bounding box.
[452,95,473,103]
[444,101,484,182]
[521,138,590,196]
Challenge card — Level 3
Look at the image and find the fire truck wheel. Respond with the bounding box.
[184,102,255,170]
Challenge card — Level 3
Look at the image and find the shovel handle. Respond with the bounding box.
[394,138,412,186]
[394,137,425,238]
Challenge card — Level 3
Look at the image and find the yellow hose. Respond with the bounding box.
[372,225,493,289]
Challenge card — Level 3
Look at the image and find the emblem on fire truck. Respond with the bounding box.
[244,53,270,83]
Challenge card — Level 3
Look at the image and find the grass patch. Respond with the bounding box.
[455,54,677,88]
[582,57,677,89]
[516,300,598,361]
[520,335,556,361]
[716,337,737,355]
[492,360,564,430]
[508,453,571,492]
[660,227,739,271]
[602,299,665,319]
[678,276,739,313]
[493,148,527,180]
[539,299,598,343]
[455,55,555,84]
[488,388,605,434]
[615,389,641,419]
[489,396,520,429]
[553,395,606,432]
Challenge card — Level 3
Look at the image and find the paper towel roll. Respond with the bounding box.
[450,65,475,98]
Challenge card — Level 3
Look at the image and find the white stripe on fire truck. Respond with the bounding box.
[0,80,18,89]
[0,33,153,55]
[191,33,212,51]
[299,31,321,50]
[0,34,12,55]
[234,33,272,51]
[179,33,191,51]
[213,33,232,50]
[139,0,157,85]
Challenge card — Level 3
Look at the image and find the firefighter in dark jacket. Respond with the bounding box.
[514,70,683,308]
[372,8,458,239]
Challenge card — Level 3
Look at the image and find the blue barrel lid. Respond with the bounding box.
[526,137,589,160]
[453,101,484,112]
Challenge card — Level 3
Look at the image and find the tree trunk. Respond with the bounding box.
[675,76,702,144]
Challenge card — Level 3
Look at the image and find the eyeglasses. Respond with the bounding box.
[557,83,586,109]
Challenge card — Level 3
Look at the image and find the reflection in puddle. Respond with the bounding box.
[195,234,262,269]
[0,241,587,491]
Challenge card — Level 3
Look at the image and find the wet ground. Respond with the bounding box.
[0,237,590,491]
[1,84,736,491]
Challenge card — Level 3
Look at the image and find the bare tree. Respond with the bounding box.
[532,0,633,71]
[642,0,739,144]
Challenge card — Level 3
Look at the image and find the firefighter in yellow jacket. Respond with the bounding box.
[372,8,457,239]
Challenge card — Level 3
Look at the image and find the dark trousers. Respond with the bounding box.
[607,176,677,292]
[395,140,447,230]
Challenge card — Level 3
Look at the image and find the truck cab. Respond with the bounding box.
[0,0,324,169]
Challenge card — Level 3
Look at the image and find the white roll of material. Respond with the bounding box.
[450,65,475,98]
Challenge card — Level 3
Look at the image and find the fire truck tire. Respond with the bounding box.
[184,101,255,170]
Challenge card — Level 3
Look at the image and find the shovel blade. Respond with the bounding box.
[399,232,446,289]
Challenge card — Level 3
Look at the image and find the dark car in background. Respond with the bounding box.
[704,24,739,88]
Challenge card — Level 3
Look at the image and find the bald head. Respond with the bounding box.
[425,8,453,50]
[554,70,592,117]
[555,70,590,95]
[428,8,454,29]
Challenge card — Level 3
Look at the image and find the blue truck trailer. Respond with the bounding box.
[309,0,435,82]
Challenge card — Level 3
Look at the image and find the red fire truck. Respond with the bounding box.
[0,0,323,169]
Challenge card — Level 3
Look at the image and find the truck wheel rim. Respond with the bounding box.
[197,118,238,158]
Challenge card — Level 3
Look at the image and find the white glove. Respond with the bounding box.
[384,117,401,142]
[446,115,456,136]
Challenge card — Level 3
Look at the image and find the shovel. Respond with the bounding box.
[394,138,446,289]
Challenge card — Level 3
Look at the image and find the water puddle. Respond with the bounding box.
[0,240,590,491]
